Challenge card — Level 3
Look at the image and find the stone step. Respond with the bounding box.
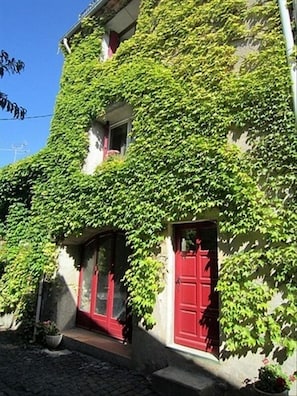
[152,366,225,396]
[62,328,132,369]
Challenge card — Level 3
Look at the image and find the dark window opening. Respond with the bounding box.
[109,122,129,155]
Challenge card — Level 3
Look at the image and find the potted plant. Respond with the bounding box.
[252,358,297,395]
[36,320,62,349]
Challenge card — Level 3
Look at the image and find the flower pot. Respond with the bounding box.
[45,334,63,349]
[253,383,289,396]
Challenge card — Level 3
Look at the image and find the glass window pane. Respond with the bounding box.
[110,123,127,155]
[95,235,112,315]
[180,228,197,253]
[112,233,129,321]
[80,242,95,312]
[199,227,217,251]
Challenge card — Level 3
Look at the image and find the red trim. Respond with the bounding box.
[103,122,109,159]
[108,31,120,58]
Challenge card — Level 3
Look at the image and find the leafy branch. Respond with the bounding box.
[0,50,26,119]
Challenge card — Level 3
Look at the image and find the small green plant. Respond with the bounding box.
[36,320,60,336]
[254,359,297,393]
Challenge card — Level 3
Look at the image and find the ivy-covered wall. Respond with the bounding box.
[0,0,296,358]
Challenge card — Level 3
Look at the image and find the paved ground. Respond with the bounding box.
[0,331,158,396]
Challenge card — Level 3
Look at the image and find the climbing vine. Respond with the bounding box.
[0,0,295,357]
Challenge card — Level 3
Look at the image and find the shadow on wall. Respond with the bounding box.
[39,275,77,331]
[35,274,265,396]
[218,230,297,365]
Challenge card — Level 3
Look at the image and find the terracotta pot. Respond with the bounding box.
[253,383,289,396]
[45,334,63,349]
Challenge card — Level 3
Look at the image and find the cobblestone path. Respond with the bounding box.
[0,331,157,396]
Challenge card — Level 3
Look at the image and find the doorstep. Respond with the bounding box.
[152,366,217,396]
[62,327,132,368]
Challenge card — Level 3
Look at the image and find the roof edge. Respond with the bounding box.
[60,0,109,42]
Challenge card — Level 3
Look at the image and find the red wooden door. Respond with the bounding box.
[174,222,219,354]
[77,232,129,341]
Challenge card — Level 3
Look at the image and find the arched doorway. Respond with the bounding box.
[77,231,130,341]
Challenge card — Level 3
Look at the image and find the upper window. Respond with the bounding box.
[101,0,140,61]
[109,121,131,156]
[104,103,133,158]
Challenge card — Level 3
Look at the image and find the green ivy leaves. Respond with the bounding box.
[0,0,295,353]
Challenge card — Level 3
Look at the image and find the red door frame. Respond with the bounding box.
[174,221,219,355]
[77,232,128,341]
[90,233,115,336]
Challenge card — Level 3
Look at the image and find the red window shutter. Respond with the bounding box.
[108,31,120,58]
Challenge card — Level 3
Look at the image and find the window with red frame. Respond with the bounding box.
[101,0,140,61]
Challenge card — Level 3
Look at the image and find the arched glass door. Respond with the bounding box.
[77,232,130,341]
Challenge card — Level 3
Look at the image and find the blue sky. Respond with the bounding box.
[0,1,91,167]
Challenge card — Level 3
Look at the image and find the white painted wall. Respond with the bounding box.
[82,123,105,174]
[100,32,110,62]
[56,246,80,331]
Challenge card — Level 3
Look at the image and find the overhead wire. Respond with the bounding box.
[0,114,53,121]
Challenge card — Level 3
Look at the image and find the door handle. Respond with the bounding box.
[175,277,181,285]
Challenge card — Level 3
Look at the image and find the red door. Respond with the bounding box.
[174,222,219,354]
[77,232,129,341]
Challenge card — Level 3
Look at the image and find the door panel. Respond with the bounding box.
[112,233,128,321]
[79,241,96,312]
[179,310,197,335]
[174,222,219,354]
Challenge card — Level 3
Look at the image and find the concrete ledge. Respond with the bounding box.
[152,366,217,396]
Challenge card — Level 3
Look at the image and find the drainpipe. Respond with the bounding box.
[278,0,297,121]
[33,275,45,342]
[62,37,71,54]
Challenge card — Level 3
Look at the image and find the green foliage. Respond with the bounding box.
[217,246,297,355]
[125,257,165,329]
[0,0,295,357]
[0,49,26,119]
[0,203,58,319]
